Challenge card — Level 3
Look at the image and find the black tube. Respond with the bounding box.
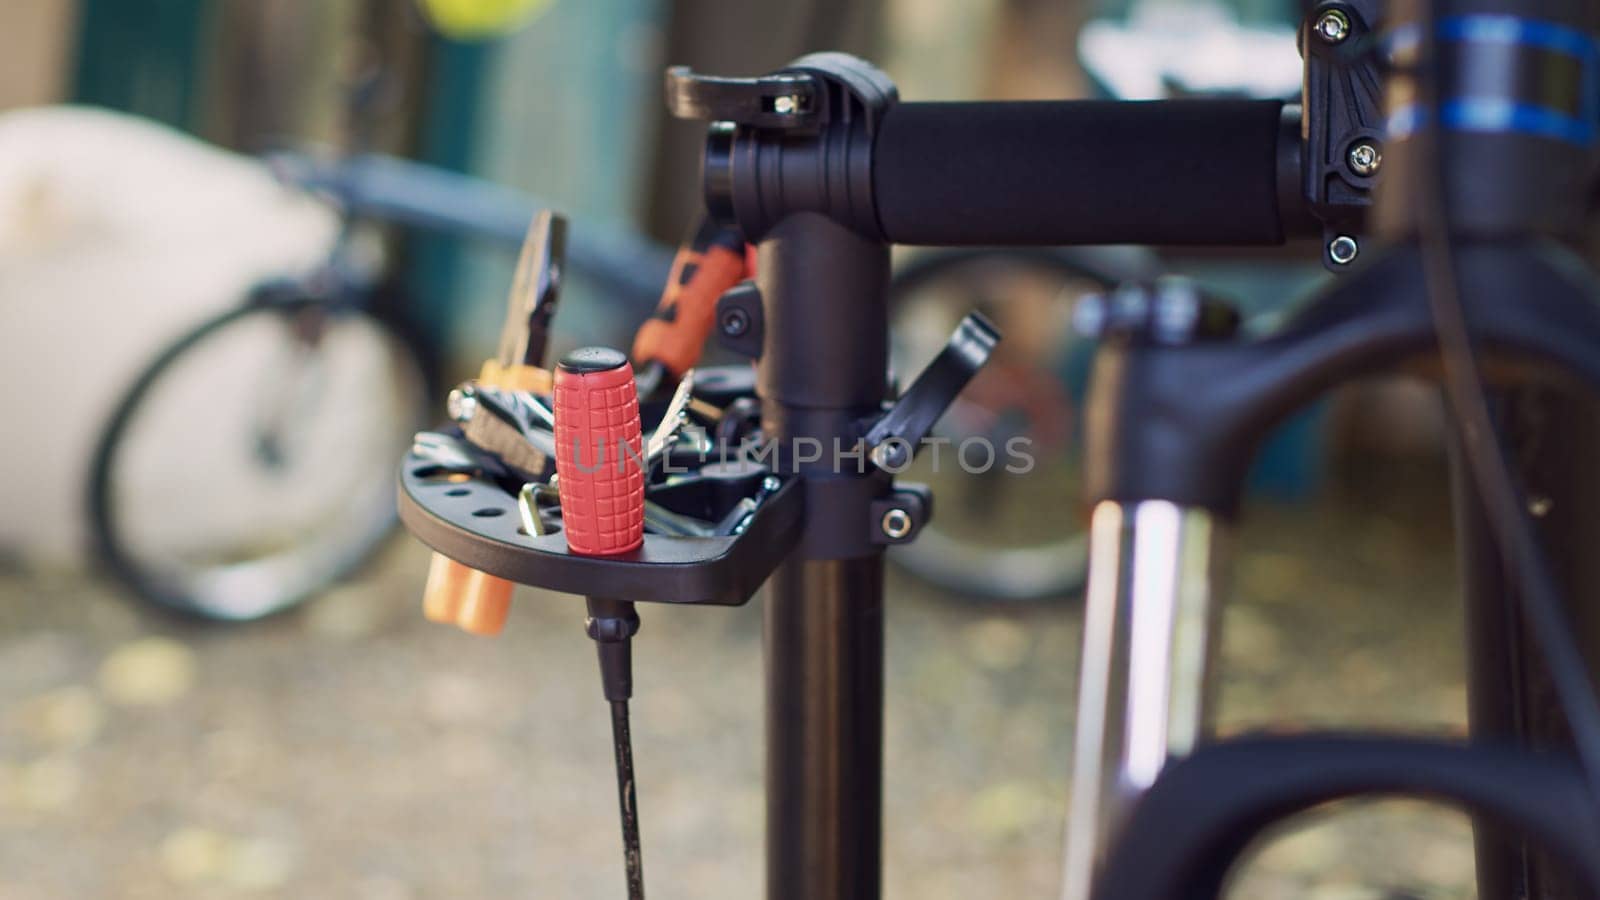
[765,557,884,900]
[872,100,1291,246]
[1451,387,1600,900]
[1449,393,1529,900]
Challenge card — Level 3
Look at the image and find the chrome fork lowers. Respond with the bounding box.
[1062,499,1226,900]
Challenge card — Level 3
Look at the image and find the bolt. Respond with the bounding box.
[871,441,910,471]
[1529,494,1554,517]
[1328,235,1360,265]
[720,307,750,337]
[773,94,801,115]
[446,385,478,423]
[1347,141,1382,176]
[762,476,782,494]
[1315,8,1351,43]
[880,508,913,540]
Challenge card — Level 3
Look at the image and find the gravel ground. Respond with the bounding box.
[0,466,1476,899]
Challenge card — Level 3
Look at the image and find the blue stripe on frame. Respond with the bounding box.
[1388,100,1597,147]
[1434,15,1600,62]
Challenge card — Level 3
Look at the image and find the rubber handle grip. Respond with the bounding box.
[631,219,750,377]
[553,348,646,556]
[872,99,1288,246]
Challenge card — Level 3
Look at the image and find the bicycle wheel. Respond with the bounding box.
[885,247,1153,603]
[88,292,432,620]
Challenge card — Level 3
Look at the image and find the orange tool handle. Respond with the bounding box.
[630,218,751,378]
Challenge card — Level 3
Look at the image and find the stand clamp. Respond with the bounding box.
[668,53,898,241]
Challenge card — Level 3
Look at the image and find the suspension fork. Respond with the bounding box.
[1061,242,1600,899]
[1062,499,1228,900]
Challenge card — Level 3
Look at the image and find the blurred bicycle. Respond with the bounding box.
[86,46,670,620]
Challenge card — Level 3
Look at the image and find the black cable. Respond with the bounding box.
[1413,0,1600,819]
[609,700,646,900]
[587,598,645,898]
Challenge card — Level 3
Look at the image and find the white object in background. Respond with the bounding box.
[1078,0,1303,101]
[0,106,339,566]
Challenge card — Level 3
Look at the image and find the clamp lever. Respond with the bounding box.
[864,312,1001,471]
[664,66,820,128]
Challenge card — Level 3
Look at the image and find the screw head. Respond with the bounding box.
[1315,8,1351,43]
[773,95,800,115]
[880,508,913,540]
[871,441,910,471]
[1347,141,1382,176]
[1328,235,1360,265]
[719,307,750,337]
[446,385,478,423]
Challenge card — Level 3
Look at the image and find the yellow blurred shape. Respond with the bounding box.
[98,637,196,707]
[13,685,103,749]
[160,827,229,884]
[17,757,81,812]
[416,0,552,40]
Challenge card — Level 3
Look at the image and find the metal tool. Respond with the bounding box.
[424,209,568,636]
[644,369,698,466]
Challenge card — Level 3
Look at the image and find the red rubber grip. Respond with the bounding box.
[553,348,645,556]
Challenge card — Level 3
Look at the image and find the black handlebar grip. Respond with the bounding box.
[872,100,1289,246]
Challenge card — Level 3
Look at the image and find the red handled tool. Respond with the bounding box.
[553,347,646,555]
[553,347,648,900]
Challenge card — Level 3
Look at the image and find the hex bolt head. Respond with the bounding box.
[880,507,913,540]
[720,307,751,337]
[773,95,800,115]
[1315,8,1351,43]
[1347,141,1382,176]
[1328,235,1360,265]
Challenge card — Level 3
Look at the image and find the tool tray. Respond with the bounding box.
[398,440,801,607]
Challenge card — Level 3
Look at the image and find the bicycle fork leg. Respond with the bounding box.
[1062,500,1227,900]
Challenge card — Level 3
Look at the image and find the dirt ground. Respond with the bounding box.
[0,465,1479,899]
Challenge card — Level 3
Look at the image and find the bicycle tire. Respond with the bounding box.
[87,293,433,621]
[884,246,1156,603]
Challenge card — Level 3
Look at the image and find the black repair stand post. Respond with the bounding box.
[758,214,890,900]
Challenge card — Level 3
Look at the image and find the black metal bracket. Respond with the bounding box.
[1299,0,1386,270]
[715,280,764,359]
